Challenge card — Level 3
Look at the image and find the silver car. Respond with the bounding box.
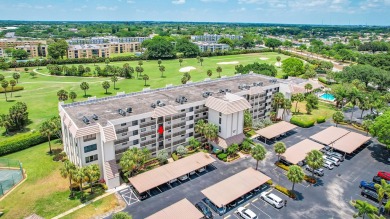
[326,151,344,162]
[323,155,340,166]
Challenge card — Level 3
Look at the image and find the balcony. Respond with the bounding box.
[140,121,155,128]
[140,130,156,138]
[172,113,186,120]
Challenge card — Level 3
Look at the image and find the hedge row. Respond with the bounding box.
[217,153,228,162]
[0,131,50,156]
[171,153,179,161]
[290,116,315,128]
[316,116,326,123]
[274,184,296,199]
[0,86,24,93]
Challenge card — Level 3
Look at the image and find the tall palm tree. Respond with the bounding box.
[84,164,100,194]
[1,80,8,101]
[159,65,166,77]
[291,93,305,113]
[274,142,286,161]
[60,160,76,197]
[282,98,292,119]
[195,119,206,139]
[111,75,118,90]
[348,87,361,123]
[272,92,285,112]
[351,200,378,219]
[39,120,55,154]
[204,123,218,142]
[251,144,267,170]
[9,79,16,97]
[72,167,86,198]
[287,165,305,191]
[142,74,149,86]
[304,83,313,93]
[305,150,324,178]
[216,66,222,78]
[207,69,212,77]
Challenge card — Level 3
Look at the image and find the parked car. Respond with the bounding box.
[203,198,225,216]
[361,189,388,204]
[325,151,344,162]
[260,192,284,208]
[197,167,206,173]
[236,207,258,219]
[378,171,390,181]
[323,155,340,166]
[373,176,390,184]
[245,192,254,199]
[305,165,324,177]
[189,170,196,175]
[359,181,376,192]
[236,196,245,205]
[253,184,268,193]
[279,159,292,166]
[169,178,178,184]
[179,175,188,181]
[195,202,213,219]
[323,160,335,170]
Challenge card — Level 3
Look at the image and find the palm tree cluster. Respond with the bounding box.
[60,160,101,198]
[119,147,150,177]
[194,119,218,145]
[272,92,292,120]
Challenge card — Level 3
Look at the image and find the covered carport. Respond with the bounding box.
[254,121,297,143]
[331,132,371,154]
[310,126,350,145]
[201,168,271,210]
[281,139,325,165]
[145,198,203,219]
[129,152,215,196]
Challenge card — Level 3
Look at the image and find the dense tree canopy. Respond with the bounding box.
[48,39,68,59]
[337,65,390,91]
[282,57,304,76]
[235,62,277,77]
[370,110,390,149]
[265,38,282,51]
[12,49,29,60]
[144,36,175,59]
[175,38,200,57]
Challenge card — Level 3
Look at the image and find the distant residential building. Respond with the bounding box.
[66,36,150,45]
[191,34,243,42]
[67,42,141,59]
[4,32,15,38]
[0,38,48,58]
[194,42,230,53]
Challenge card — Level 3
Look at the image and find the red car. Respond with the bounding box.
[377,171,390,181]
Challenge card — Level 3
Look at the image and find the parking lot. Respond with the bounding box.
[114,121,389,219]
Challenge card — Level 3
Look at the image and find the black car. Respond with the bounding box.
[361,189,388,204]
[373,176,390,184]
[195,202,213,219]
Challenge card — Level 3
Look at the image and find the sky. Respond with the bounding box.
[0,0,389,26]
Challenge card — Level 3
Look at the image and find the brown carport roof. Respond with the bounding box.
[201,168,271,208]
[129,152,215,193]
[281,139,324,164]
[145,198,203,219]
[332,132,371,154]
[310,126,350,145]
[255,121,297,139]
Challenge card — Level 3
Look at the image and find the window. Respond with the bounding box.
[151,125,156,129]
[189,116,193,120]
[84,144,97,153]
[141,137,146,141]
[203,112,207,116]
[122,133,127,136]
[83,134,96,142]
[195,106,199,109]
[85,154,98,163]
[133,139,139,145]
[181,126,185,129]
[132,120,138,126]
[219,126,221,133]
[219,112,222,116]
[189,124,193,129]
[141,128,146,132]
[181,109,185,112]
[219,118,221,124]
[141,119,146,123]
[151,134,156,138]
[189,107,193,112]
[133,130,138,135]
[121,123,126,126]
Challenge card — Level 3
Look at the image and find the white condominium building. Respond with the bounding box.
[66,36,151,45]
[194,42,230,53]
[58,74,280,189]
[191,34,243,42]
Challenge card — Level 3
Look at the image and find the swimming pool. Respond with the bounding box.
[319,93,335,101]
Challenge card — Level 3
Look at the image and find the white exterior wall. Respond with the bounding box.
[208,109,244,139]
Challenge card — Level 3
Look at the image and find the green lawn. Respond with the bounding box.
[0,52,290,139]
[291,101,337,121]
[0,142,84,219]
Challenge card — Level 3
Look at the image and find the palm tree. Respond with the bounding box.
[69,91,77,102]
[274,142,286,161]
[358,97,370,119]
[251,144,267,170]
[60,160,76,197]
[207,69,212,77]
[374,179,390,211]
[179,58,183,66]
[216,66,222,78]
[142,74,149,86]
[72,167,86,198]
[80,82,89,97]
[196,56,200,63]
[9,79,16,97]
[138,60,143,68]
[159,65,166,78]
[332,111,344,127]
[305,150,324,178]
[204,123,218,142]
[111,75,118,90]
[57,89,68,101]
[84,164,100,194]
[227,143,239,157]
[282,98,292,119]
[291,93,305,113]
[195,119,206,138]
[188,137,200,151]
[304,83,313,93]
[12,72,20,83]
[272,92,285,112]
[199,57,204,66]
[102,81,110,94]
[105,58,110,66]
[287,165,305,191]
[1,80,8,101]
[135,66,143,78]
[157,59,162,67]
[39,120,55,154]
[347,87,361,123]
[351,200,378,219]
[120,147,150,177]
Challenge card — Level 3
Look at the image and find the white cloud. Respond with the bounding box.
[230,7,246,12]
[172,0,186,4]
[201,0,228,2]
[127,0,135,3]
[96,6,118,11]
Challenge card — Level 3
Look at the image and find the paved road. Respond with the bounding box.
[110,121,389,219]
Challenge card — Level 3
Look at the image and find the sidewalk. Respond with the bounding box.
[52,184,128,219]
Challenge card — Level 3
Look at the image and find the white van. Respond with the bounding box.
[323,160,334,170]
[260,192,284,208]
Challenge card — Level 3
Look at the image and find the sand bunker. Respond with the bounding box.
[259,57,269,60]
[217,61,239,65]
[179,66,196,72]
[275,62,282,67]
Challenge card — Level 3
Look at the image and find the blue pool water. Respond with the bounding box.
[319,93,335,101]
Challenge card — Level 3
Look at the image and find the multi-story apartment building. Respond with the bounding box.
[194,42,230,53]
[66,36,150,45]
[58,74,280,189]
[67,42,140,59]
[0,39,48,58]
[191,34,243,42]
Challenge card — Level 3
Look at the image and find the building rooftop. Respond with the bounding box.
[61,74,278,128]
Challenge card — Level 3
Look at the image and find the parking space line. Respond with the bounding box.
[224,215,231,219]
[252,198,258,202]
[243,203,250,208]
[156,186,163,193]
[250,203,271,219]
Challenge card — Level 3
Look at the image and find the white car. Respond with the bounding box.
[323,155,340,166]
[197,167,206,173]
[169,178,178,184]
[326,151,344,162]
[179,175,188,181]
[236,207,258,219]
[189,170,196,175]
[260,192,284,208]
[323,160,334,170]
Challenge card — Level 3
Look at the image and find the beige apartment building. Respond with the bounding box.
[58,73,281,189]
[0,39,48,58]
[67,42,140,59]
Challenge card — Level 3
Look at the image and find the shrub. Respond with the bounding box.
[171,152,179,161]
[290,116,315,128]
[112,212,132,219]
[0,86,24,93]
[53,151,67,162]
[316,116,326,123]
[215,149,223,155]
[318,77,329,85]
[275,161,290,171]
[0,131,52,156]
[266,179,273,185]
[304,175,317,184]
[217,153,228,161]
[274,184,296,199]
